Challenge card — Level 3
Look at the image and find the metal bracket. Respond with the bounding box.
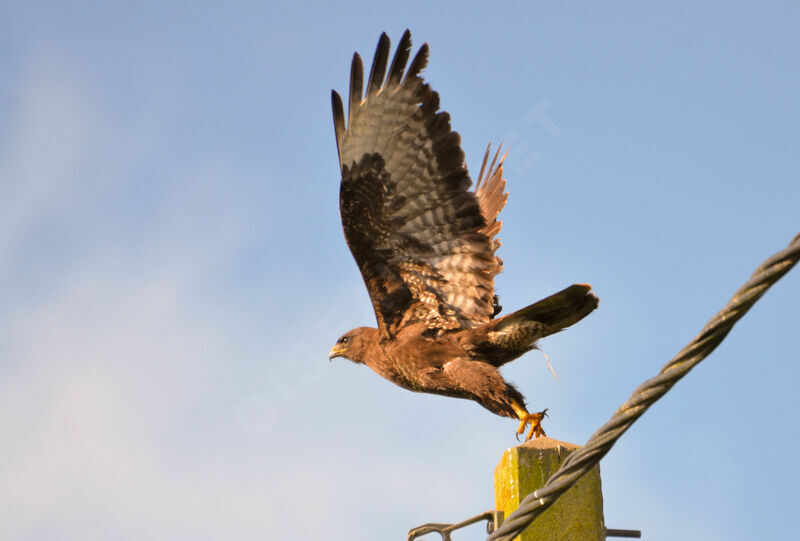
[407,510,504,541]
[605,528,641,538]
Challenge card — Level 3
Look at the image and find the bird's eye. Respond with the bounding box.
[341,337,349,344]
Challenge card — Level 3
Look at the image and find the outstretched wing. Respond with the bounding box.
[332,31,508,338]
[474,144,509,316]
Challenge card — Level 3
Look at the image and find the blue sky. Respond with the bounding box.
[1,2,798,540]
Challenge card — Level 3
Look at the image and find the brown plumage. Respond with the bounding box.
[329,31,598,440]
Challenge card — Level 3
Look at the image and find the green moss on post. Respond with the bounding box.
[494,437,604,540]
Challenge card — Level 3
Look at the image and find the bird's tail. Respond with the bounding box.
[465,284,598,367]
[498,283,599,338]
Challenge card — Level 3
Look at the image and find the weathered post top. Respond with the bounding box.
[494,437,604,540]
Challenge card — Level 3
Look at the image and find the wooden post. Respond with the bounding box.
[494,437,605,540]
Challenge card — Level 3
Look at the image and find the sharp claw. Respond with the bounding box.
[513,406,549,442]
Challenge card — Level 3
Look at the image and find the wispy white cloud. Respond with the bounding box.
[0,56,90,268]
[2,4,798,540]
[0,47,456,541]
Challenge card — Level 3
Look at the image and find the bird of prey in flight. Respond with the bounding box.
[329,30,598,441]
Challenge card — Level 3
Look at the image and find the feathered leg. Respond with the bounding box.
[438,359,548,441]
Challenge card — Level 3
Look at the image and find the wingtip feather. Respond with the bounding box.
[475,143,492,191]
[348,53,364,127]
[387,29,412,87]
[405,42,429,81]
[331,90,345,166]
[366,33,391,96]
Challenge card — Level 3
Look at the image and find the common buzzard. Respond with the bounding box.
[329,31,598,441]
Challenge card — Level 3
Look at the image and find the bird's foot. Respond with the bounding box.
[514,408,548,442]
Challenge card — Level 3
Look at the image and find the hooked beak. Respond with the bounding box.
[329,343,346,361]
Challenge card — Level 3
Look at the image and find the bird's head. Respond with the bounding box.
[328,327,377,364]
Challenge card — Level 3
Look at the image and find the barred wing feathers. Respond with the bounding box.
[331,31,507,337]
[475,144,508,259]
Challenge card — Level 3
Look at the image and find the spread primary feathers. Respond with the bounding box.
[329,30,598,441]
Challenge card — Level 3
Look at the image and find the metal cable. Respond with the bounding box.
[487,232,800,541]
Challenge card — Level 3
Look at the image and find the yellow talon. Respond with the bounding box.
[512,403,548,442]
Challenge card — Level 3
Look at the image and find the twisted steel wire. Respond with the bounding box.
[488,232,800,541]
